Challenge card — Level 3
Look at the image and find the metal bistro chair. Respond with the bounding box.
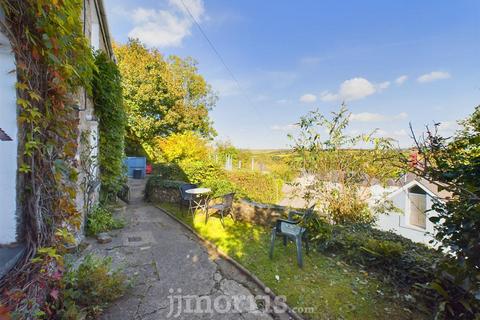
[269,205,316,268]
[206,193,235,227]
[179,183,198,213]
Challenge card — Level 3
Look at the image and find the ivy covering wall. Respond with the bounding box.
[92,52,126,202]
[0,0,95,316]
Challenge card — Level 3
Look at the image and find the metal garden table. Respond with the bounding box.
[185,187,211,216]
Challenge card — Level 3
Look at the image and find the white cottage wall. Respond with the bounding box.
[0,11,18,244]
[375,185,439,247]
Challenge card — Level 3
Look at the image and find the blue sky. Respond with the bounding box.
[104,0,480,149]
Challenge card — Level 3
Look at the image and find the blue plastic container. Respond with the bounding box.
[124,157,146,178]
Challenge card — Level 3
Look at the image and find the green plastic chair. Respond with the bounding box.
[269,205,316,268]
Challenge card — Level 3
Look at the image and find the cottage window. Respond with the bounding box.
[407,185,427,229]
[90,0,100,50]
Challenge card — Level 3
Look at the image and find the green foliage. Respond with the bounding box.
[202,178,237,198]
[86,205,124,236]
[361,238,404,260]
[317,222,443,306]
[145,176,184,200]
[153,131,210,163]
[179,159,221,184]
[225,171,283,204]
[290,105,400,223]
[0,0,96,315]
[406,106,480,317]
[92,51,126,202]
[60,255,127,319]
[324,186,374,224]
[113,40,216,157]
[151,131,221,184]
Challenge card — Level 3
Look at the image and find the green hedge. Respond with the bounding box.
[147,167,284,204]
[224,171,283,204]
[92,52,126,202]
[144,176,185,200]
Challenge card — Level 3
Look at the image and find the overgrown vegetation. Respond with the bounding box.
[86,205,125,236]
[290,105,400,224]
[60,255,127,319]
[92,51,126,203]
[404,106,480,318]
[223,170,283,203]
[315,222,443,310]
[0,0,95,316]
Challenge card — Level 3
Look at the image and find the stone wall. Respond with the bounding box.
[147,187,182,204]
[232,200,289,227]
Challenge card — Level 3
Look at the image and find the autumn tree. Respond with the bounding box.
[113,39,217,158]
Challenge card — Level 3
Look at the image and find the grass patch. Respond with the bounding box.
[158,202,427,320]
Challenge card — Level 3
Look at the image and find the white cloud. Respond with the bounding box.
[127,0,205,48]
[395,75,408,85]
[271,124,298,131]
[169,0,205,20]
[377,81,390,90]
[320,77,389,102]
[417,71,451,83]
[319,91,338,102]
[350,112,408,122]
[299,93,317,103]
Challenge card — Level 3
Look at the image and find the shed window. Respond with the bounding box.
[408,185,427,229]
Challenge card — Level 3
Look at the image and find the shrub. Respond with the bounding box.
[145,176,184,200]
[61,255,127,319]
[178,159,221,184]
[326,187,375,224]
[202,178,237,198]
[152,162,186,180]
[86,205,125,236]
[225,171,283,204]
[361,238,405,261]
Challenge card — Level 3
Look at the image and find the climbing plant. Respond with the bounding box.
[92,51,126,202]
[0,0,94,317]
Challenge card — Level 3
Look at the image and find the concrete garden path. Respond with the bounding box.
[82,179,284,320]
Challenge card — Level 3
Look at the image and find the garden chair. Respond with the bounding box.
[206,193,235,227]
[179,183,197,212]
[269,205,316,268]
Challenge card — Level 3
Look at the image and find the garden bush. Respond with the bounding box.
[60,255,127,319]
[225,171,283,204]
[144,176,184,201]
[86,205,125,236]
[152,162,186,180]
[202,178,237,198]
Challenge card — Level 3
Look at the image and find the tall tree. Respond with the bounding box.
[113,39,217,157]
